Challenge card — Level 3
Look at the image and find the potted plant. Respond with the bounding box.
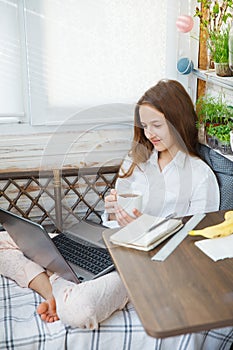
[205,123,219,148]
[196,94,232,125]
[208,26,233,76]
[196,93,233,153]
[206,123,233,154]
[194,0,233,74]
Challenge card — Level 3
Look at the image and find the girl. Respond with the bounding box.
[0,79,219,329]
[103,79,219,228]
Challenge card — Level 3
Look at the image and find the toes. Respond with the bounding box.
[46,315,59,323]
[40,313,48,321]
[37,297,59,323]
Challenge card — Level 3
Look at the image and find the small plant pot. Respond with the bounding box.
[217,140,233,154]
[206,134,218,149]
[214,62,233,77]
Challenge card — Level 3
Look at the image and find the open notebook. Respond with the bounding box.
[110,214,183,251]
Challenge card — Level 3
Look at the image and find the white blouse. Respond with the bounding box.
[102,150,220,228]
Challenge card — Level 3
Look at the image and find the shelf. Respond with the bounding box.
[193,69,233,91]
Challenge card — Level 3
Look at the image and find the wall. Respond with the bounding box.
[0,126,132,172]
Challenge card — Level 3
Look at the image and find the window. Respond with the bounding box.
[0,0,24,123]
[0,0,198,128]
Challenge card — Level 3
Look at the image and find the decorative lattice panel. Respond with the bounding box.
[0,166,119,231]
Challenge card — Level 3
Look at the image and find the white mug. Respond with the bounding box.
[117,192,142,216]
[230,130,233,153]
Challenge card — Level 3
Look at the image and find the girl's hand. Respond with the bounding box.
[115,207,142,227]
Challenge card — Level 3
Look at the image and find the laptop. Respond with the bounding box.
[0,208,115,284]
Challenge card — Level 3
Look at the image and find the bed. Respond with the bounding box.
[0,275,152,349]
[0,275,233,350]
[0,166,233,349]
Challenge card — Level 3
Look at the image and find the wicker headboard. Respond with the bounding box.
[0,165,120,232]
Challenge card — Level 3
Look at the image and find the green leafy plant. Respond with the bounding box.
[196,94,233,124]
[197,89,233,153]
[208,25,230,62]
[206,123,232,142]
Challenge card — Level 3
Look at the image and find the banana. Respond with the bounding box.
[189,211,233,239]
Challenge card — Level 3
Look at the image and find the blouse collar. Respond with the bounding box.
[148,149,187,169]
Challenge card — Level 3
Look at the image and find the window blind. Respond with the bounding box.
[0,0,24,124]
[23,0,179,126]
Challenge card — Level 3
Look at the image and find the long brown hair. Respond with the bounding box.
[120,79,199,178]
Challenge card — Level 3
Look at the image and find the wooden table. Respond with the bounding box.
[102,211,233,338]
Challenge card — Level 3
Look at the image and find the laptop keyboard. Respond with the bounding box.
[52,233,113,275]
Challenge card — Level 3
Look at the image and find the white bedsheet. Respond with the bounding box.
[0,275,232,350]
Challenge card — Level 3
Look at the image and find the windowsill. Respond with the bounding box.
[0,119,132,136]
[193,68,233,90]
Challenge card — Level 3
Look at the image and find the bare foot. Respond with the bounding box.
[37,296,60,323]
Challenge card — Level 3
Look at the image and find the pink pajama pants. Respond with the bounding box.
[0,230,128,329]
[0,230,45,287]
